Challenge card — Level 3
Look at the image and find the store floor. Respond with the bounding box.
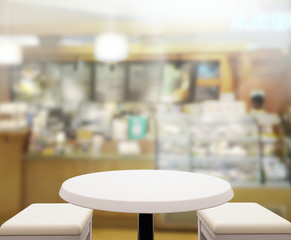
[92,227,198,240]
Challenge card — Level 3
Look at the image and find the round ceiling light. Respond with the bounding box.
[0,40,22,65]
[94,32,129,63]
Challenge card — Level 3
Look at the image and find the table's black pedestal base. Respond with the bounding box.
[138,213,154,240]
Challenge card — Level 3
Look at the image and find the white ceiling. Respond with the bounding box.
[8,0,291,22]
[0,0,290,49]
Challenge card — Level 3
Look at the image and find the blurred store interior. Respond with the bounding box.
[0,0,291,235]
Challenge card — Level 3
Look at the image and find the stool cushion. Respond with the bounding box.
[198,202,291,234]
[0,203,93,236]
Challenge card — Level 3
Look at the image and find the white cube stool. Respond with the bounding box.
[0,203,93,240]
[197,202,291,240]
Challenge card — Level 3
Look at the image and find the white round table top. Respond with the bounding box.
[59,170,234,213]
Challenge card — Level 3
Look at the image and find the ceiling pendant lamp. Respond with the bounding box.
[0,0,22,65]
[94,32,129,63]
[0,39,22,65]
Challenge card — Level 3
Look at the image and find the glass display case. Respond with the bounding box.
[156,110,263,185]
[156,109,291,230]
[189,115,262,184]
[156,113,190,171]
[252,112,290,184]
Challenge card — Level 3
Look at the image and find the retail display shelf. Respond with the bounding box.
[192,136,259,143]
[158,135,188,140]
[158,135,260,143]
[261,137,279,143]
[0,129,29,134]
[23,153,155,161]
[262,180,291,188]
[229,181,264,187]
[191,156,261,163]
[231,181,291,188]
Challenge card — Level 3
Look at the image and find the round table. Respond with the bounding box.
[59,170,233,240]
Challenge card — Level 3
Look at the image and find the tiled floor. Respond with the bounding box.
[92,227,198,240]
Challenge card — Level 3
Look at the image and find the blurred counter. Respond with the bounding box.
[0,129,290,230]
[21,153,155,228]
[0,129,156,224]
[0,130,29,217]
